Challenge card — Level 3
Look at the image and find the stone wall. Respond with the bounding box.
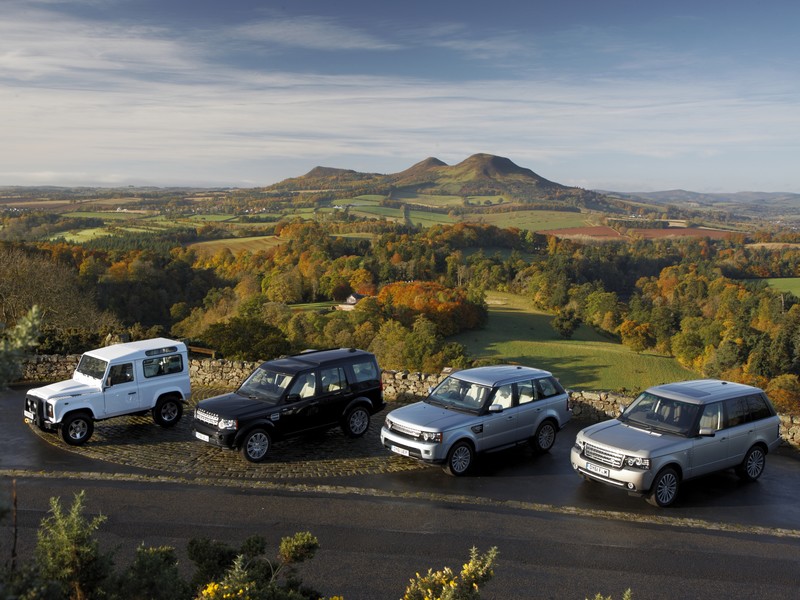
[17,356,800,449]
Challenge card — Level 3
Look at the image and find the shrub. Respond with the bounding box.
[403,546,498,600]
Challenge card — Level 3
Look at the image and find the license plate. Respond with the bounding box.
[586,462,609,477]
[195,431,210,442]
[391,445,410,457]
[23,410,34,421]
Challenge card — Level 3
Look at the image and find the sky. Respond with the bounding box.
[2,0,799,192]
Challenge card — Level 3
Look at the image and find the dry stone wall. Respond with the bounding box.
[17,356,800,449]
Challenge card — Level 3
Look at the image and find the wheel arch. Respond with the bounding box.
[342,396,374,416]
[233,421,277,449]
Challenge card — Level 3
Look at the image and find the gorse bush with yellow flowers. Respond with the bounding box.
[402,546,499,600]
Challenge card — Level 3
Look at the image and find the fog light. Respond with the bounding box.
[627,482,635,490]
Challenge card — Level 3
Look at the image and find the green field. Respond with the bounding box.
[451,292,694,393]
[766,277,800,296]
[461,210,592,230]
[189,235,284,255]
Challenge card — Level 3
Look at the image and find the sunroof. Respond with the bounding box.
[660,383,710,398]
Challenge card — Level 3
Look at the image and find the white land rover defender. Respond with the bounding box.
[23,337,191,446]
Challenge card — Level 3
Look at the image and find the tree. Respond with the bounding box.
[0,305,41,388]
[552,308,580,339]
[201,317,290,361]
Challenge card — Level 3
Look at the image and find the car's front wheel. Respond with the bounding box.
[241,428,271,463]
[443,440,474,476]
[532,419,557,453]
[342,405,370,438]
[646,467,680,507]
[61,412,94,446]
[152,396,183,427]
[737,445,766,481]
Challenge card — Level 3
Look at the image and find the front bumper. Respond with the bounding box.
[380,427,447,464]
[24,395,56,431]
[192,421,237,450]
[570,446,654,494]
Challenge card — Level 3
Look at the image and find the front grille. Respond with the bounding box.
[195,408,219,426]
[389,421,422,440]
[584,443,624,468]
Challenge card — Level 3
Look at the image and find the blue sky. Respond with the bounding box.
[2,0,799,192]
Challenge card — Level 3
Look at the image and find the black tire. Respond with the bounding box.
[646,467,680,507]
[241,428,271,463]
[342,405,370,438]
[61,412,94,446]
[736,445,766,482]
[532,420,557,453]
[443,440,474,476]
[152,396,183,427]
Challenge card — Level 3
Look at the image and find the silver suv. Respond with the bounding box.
[381,365,571,476]
[571,379,781,507]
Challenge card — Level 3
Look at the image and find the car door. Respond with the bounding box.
[278,370,327,434]
[478,384,519,450]
[687,401,729,477]
[103,362,139,416]
[513,379,543,442]
[315,365,350,426]
[724,395,758,465]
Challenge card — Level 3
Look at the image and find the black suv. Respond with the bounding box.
[192,348,384,462]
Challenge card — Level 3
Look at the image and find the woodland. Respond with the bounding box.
[3,151,800,411]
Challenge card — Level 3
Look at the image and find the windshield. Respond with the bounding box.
[75,354,108,380]
[237,367,292,403]
[619,392,700,436]
[427,376,490,413]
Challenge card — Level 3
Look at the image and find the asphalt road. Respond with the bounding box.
[3,386,800,599]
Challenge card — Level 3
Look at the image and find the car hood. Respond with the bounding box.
[388,401,478,431]
[580,419,686,455]
[28,378,100,400]
[196,392,279,419]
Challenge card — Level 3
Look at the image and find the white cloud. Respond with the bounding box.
[1,2,799,191]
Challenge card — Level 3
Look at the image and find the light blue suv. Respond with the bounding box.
[380,365,571,475]
[571,379,781,507]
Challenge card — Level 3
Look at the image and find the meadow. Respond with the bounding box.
[452,291,695,393]
[766,277,800,296]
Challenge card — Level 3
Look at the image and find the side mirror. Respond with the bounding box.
[698,427,716,437]
[105,377,113,388]
[488,403,503,413]
[286,393,301,403]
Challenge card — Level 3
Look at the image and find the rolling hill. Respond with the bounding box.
[265,153,627,213]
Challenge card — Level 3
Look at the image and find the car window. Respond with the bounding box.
[724,397,749,428]
[289,372,317,398]
[621,392,699,436]
[320,367,346,392]
[143,354,183,378]
[351,359,379,383]
[108,363,134,385]
[428,376,489,412]
[699,402,723,431]
[492,384,514,409]
[239,367,292,402]
[518,381,537,405]
[535,377,563,399]
[746,394,773,421]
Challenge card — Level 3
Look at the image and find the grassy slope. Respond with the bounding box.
[766,277,800,296]
[451,292,695,393]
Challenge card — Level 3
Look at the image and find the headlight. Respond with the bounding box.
[624,456,651,469]
[420,431,442,443]
[385,417,393,429]
[218,418,237,430]
[47,403,55,419]
[574,438,585,452]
